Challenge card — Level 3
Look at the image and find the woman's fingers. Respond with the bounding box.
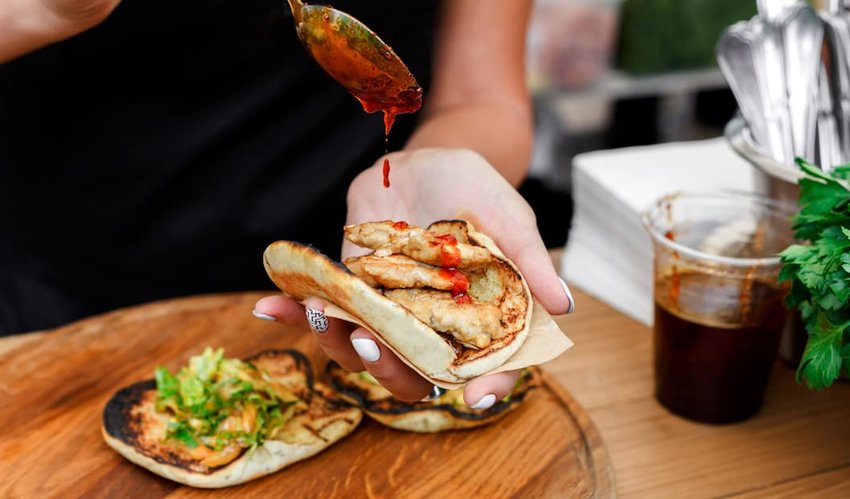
[349,328,433,402]
[462,370,520,410]
[253,296,364,372]
[302,298,365,372]
[255,295,524,407]
[253,294,309,325]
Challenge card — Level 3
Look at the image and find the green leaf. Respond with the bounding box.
[189,347,224,382]
[799,179,850,214]
[168,422,199,449]
[797,313,848,389]
[155,366,179,398]
[816,292,844,311]
[784,278,810,308]
[828,272,850,303]
[180,374,206,408]
[778,265,797,284]
[799,298,817,322]
[831,164,850,180]
[780,245,814,268]
[798,265,827,293]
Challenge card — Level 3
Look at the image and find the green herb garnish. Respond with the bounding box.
[779,159,850,390]
[154,347,304,464]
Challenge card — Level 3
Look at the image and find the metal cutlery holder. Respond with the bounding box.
[716,1,850,364]
[721,0,850,211]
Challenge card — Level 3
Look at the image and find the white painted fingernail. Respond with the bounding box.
[252,310,277,321]
[351,338,381,363]
[305,307,329,333]
[470,393,496,410]
[559,278,576,314]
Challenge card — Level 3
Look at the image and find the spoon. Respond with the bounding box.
[285,0,422,134]
[778,3,823,164]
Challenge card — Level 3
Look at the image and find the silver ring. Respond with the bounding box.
[422,385,447,402]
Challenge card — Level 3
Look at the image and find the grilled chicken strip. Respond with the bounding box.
[384,289,501,349]
[344,221,491,269]
[345,255,466,291]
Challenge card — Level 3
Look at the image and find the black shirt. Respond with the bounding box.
[0,0,436,334]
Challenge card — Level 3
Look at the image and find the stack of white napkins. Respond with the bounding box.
[560,138,756,325]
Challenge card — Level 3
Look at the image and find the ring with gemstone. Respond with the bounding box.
[423,385,447,402]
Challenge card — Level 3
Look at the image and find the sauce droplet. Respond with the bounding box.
[382,158,390,188]
[391,221,409,230]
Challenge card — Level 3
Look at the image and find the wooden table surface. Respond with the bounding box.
[3,271,850,497]
[0,292,612,498]
[553,287,850,498]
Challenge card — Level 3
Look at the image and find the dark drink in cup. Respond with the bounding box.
[654,272,787,423]
[643,192,794,424]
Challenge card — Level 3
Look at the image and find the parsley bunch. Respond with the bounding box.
[779,159,850,390]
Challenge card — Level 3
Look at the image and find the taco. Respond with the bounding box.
[102,348,361,488]
[327,362,539,433]
[263,220,532,384]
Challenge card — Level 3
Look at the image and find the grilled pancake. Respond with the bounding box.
[102,350,361,488]
[327,362,539,433]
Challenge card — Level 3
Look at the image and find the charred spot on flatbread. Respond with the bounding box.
[326,362,539,432]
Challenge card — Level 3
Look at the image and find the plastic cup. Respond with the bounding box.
[643,191,795,424]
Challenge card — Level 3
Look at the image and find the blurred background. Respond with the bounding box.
[520,0,832,248]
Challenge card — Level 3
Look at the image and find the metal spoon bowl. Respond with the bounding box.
[286,0,422,131]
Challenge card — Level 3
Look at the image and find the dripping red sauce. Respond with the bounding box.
[439,268,471,304]
[391,220,409,230]
[358,88,422,189]
[356,87,423,136]
[382,158,391,188]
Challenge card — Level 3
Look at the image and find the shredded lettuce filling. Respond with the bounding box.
[154,347,304,465]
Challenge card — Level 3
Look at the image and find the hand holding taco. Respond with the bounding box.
[264,220,536,384]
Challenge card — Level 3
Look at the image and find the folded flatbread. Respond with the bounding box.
[263,220,533,384]
[327,362,539,433]
[102,349,361,488]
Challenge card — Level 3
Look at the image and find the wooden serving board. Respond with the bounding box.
[0,293,614,498]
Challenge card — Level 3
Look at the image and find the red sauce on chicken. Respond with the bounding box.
[432,234,461,268]
[439,268,471,304]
